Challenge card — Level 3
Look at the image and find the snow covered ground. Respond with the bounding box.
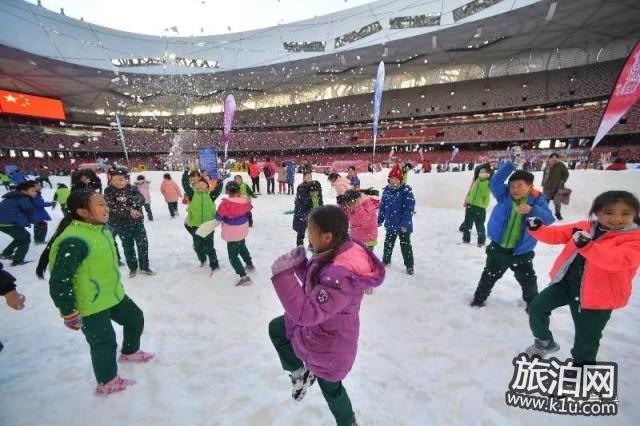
[1,169,639,426]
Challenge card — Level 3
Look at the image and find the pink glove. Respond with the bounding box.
[63,311,83,331]
[271,246,307,276]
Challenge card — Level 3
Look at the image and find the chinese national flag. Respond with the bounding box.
[0,89,65,120]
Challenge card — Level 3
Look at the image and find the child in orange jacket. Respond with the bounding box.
[524,191,640,365]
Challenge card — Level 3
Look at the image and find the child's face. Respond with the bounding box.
[234,176,243,184]
[596,201,637,230]
[110,175,128,189]
[193,181,209,192]
[509,180,532,200]
[23,187,38,198]
[307,219,332,253]
[388,177,401,187]
[303,174,312,183]
[78,195,109,224]
[310,190,319,197]
[478,168,489,180]
[80,176,90,184]
[35,182,42,191]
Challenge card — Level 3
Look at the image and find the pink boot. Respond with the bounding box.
[118,350,154,363]
[95,376,135,396]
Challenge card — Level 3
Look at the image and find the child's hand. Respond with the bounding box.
[272,246,307,276]
[63,311,82,330]
[130,210,143,219]
[516,204,532,215]
[117,196,127,203]
[526,217,543,231]
[4,290,25,310]
[572,229,592,248]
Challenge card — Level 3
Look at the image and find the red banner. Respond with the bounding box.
[592,41,640,150]
[0,89,65,120]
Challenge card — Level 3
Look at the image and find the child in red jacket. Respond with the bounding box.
[524,191,640,365]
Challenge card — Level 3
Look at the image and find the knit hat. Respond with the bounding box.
[388,166,404,181]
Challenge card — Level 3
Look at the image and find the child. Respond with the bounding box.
[183,170,224,272]
[285,160,296,195]
[71,169,102,194]
[269,205,385,426]
[524,191,640,363]
[327,172,352,197]
[263,156,277,195]
[160,173,182,219]
[347,166,361,190]
[0,261,25,352]
[309,180,323,210]
[248,157,261,194]
[0,171,11,190]
[277,162,286,194]
[36,190,153,395]
[460,166,492,247]
[53,183,71,217]
[293,172,313,247]
[233,175,256,227]
[470,160,555,308]
[341,189,379,249]
[198,181,255,285]
[32,180,53,244]
[378,167,416,275]
[134,175,153,221]
[0,181,37,266]
[104,169,154,277]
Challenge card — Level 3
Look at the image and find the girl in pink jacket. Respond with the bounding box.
[341,189,380,249]
[134,175,153,221]
[160,173,182,218]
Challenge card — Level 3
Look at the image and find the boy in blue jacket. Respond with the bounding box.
[32,180,53,244]
[378,167,416,275]
[470,160,555,309]
[0,181,38,266]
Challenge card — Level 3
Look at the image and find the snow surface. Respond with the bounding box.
[1,169,639,426]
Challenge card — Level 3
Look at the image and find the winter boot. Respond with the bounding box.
[290,366,316,401]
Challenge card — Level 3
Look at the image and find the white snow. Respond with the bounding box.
[1,169,639,426]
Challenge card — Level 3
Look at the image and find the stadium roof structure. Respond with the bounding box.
[0,0,639,121]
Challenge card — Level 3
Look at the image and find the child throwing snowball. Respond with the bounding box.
[524,191,640,363]
[269,205,385,426]
[36,190,153,395]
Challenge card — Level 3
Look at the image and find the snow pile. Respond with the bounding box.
[0,170,638,426]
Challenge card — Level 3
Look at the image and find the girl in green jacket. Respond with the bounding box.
[36,190,153,396]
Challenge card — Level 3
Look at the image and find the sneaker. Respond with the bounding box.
[470,299,485,308]
[555,213,563,221]
[118,350,154,363]
[236,276,252,286]
[139,269,156,276]
[10,260,32,267]
[129,270,137,278]
[246,264,256,273]
[525,339,560,358]
[290,367,316,401]
[406,267,414,275]
[95,376,136,396]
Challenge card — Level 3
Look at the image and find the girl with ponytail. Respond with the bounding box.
[268,205,386,426]
[37,190,153,396]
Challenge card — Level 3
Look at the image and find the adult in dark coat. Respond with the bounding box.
[541,153,569,220]
[71,169,103,194]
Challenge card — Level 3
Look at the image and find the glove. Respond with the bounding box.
[63,311,83,331]
[271,246,307,276]
[50,202,57,210]
[526,217,543,231]
[572,229,592,248]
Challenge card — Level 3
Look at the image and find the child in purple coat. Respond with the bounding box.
[269,205,385,426]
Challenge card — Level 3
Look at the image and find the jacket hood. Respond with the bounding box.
[328,239,385,290]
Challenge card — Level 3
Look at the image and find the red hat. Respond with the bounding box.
[388,165,404,181]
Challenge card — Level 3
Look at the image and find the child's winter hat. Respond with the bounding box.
[111,167,129,177]
[388,167,404,181]
[136,175,145,181]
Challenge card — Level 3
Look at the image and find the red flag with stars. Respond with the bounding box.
[0,89,65,120]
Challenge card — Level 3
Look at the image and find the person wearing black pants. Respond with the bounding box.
[167,201,178,218]
[251,177,260,193]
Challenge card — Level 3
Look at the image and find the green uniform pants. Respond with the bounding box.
[186,225,219,269]
[383,231,414,268]
[268,316,355,426]
[0,225,30,264]
[461,204,486,245]
[472,242,538,305]
[228,240,252,277]
[118,224,150,272]
[81,296,144,385]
